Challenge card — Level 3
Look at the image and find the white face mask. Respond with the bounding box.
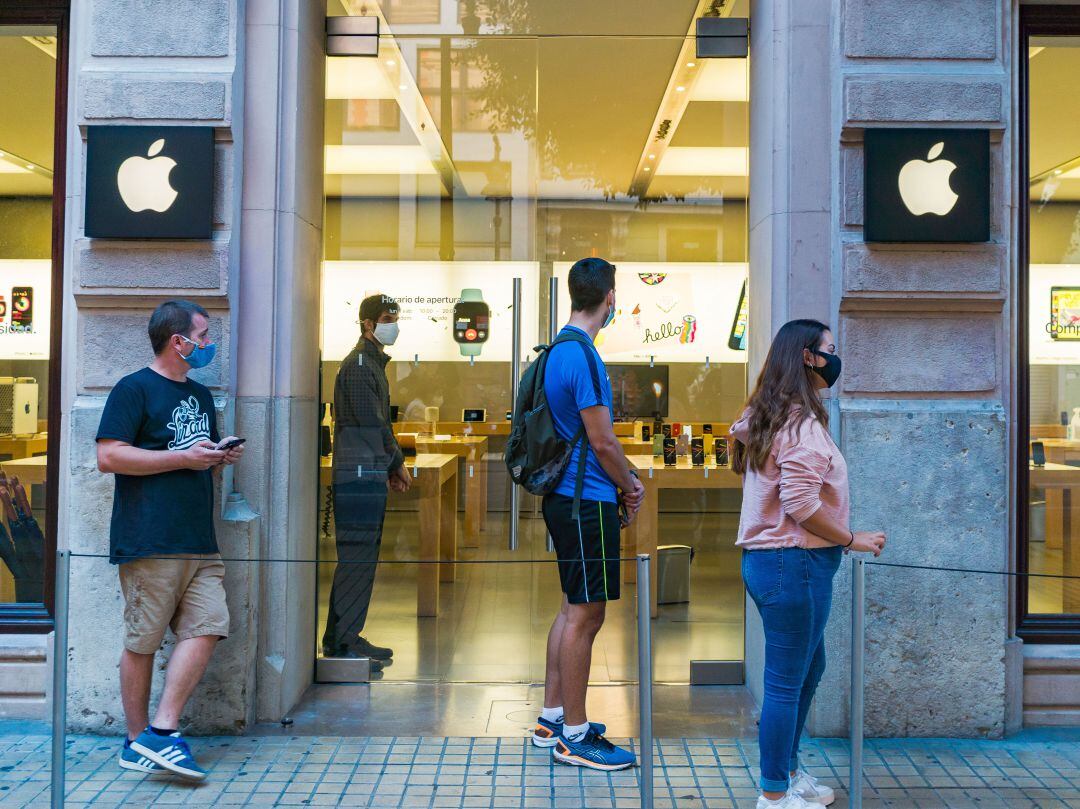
[373,321,400,346]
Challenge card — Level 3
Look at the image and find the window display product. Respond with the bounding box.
[11,287,31,332]
[691,437,704,466]
[662,423,672,438]
[462,408,487,422]
[715,436,730,467]
[642,425,651,442]
[0,378,38,435]
[663,437,677,466]
[1032,441,1046,468]
[453,288,490,357]
[606,364,668,419]
[703,423,713,434]
[1071,408,1080,441]
[728,280,748,350]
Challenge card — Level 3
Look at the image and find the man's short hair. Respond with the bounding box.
[568,257,616,313]
[148,300,209,355]
[359,294,399,324]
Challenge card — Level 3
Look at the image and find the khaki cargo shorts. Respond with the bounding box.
[118,554,229,654]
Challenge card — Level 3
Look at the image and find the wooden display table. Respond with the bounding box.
[0,455,47,508]
[1030,461,1080,612]
[617,437,654,456]
[0,434,47,461]
[623,455,742,617]
[414,436,488,544]
[320,453,458,617]
[1031,439,1080,550]
[396,421,511,437]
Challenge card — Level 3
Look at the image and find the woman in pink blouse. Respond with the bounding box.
[730,319,885,809]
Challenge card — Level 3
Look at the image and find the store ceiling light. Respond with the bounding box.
[325,57,396,99]
[654,146,748,176]
[0,161,30,174]
[324,144,437,175]
[691,59,748,102]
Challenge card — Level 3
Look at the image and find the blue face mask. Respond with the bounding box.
[177,335,217,369]
[602,301,616,329]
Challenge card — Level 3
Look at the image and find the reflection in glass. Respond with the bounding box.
[0,27,56,605]
[320,1,750,681]
[1027,37,1080,615]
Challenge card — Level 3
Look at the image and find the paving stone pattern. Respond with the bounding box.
[1,732,1079,808]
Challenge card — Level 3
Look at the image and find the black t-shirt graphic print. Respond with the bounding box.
[96,367,221,564]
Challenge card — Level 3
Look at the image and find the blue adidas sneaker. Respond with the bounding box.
[553,728,636,771]
[531,716,607,748]
[129,728,207,780]
[118,738,162,774]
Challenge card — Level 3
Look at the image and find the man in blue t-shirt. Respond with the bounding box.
[96,300,243,781]
[531,257,645,771]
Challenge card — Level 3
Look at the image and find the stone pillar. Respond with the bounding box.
[746,0,835,714]
[823,0,1012,737]
[62,0,260,734]
[749,0,1015,737]
[239,0,325,723]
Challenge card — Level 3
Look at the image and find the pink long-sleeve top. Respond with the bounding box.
[730,407,850,550]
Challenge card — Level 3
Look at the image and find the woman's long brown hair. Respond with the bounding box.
[731,319,832,475]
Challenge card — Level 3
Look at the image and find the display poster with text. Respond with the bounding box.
[1031,264,1080,364]
[553,262,748,363]
[0,261,51,360]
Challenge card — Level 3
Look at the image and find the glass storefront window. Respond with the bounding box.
[320,1,750,680]
[0,24,58,615]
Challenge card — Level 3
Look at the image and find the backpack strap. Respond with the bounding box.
[547,328,601,521]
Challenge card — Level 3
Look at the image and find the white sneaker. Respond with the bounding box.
[790,767,835,806]
[755,789,822,809]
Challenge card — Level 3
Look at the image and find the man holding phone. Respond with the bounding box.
[96,300,243,780]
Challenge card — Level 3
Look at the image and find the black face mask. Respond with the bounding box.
[810,349,841,388]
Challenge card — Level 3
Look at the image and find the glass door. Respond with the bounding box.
[318,0,749,684]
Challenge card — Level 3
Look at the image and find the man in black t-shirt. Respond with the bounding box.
[96,300,243,781]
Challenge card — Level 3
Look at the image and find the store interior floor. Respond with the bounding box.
[316,504,745,685]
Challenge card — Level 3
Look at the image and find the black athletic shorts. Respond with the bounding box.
[542,493,621,604]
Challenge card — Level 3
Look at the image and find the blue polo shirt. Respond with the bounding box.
[544,325,618,504]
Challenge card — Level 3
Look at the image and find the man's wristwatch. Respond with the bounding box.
[453,288,490,358]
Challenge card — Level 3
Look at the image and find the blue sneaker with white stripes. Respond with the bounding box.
[553,728,636,771]
[129,728,207,780]
[532,716,607,748]
[118,738,162,774]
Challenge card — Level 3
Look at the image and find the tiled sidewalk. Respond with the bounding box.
[2,729,1080,808]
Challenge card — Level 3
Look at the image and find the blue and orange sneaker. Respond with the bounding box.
[531,717,607,748]
[552,728,636,770]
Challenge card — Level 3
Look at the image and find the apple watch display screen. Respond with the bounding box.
[453,301,490,345]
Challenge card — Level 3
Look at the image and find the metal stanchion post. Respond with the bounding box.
[636,554,654,809]
[51,550,70,809]
[849,556,865,809]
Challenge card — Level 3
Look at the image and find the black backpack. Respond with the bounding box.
[504,330,593,518]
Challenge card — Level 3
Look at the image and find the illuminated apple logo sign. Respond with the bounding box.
[85,125,213,239]
[897,142,958,217]
[863,128,989,243]
[117,139,178,213]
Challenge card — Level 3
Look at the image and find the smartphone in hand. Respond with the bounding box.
[217,437,246,452]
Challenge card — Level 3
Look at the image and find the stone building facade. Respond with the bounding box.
[0,0,1073,738]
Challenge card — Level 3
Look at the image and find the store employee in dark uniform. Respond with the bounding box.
[322,294,411,666]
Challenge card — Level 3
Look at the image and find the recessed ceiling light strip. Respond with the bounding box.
[0,147,52,177]
[627,0,738,199]
[337,0,461,195]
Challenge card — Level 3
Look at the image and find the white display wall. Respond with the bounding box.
[1030,264,1080,365]
[321,261,540,362]
[553,262,749,364]
[0,260,51,360]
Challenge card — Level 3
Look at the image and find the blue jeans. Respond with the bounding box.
[742,546,843,793]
